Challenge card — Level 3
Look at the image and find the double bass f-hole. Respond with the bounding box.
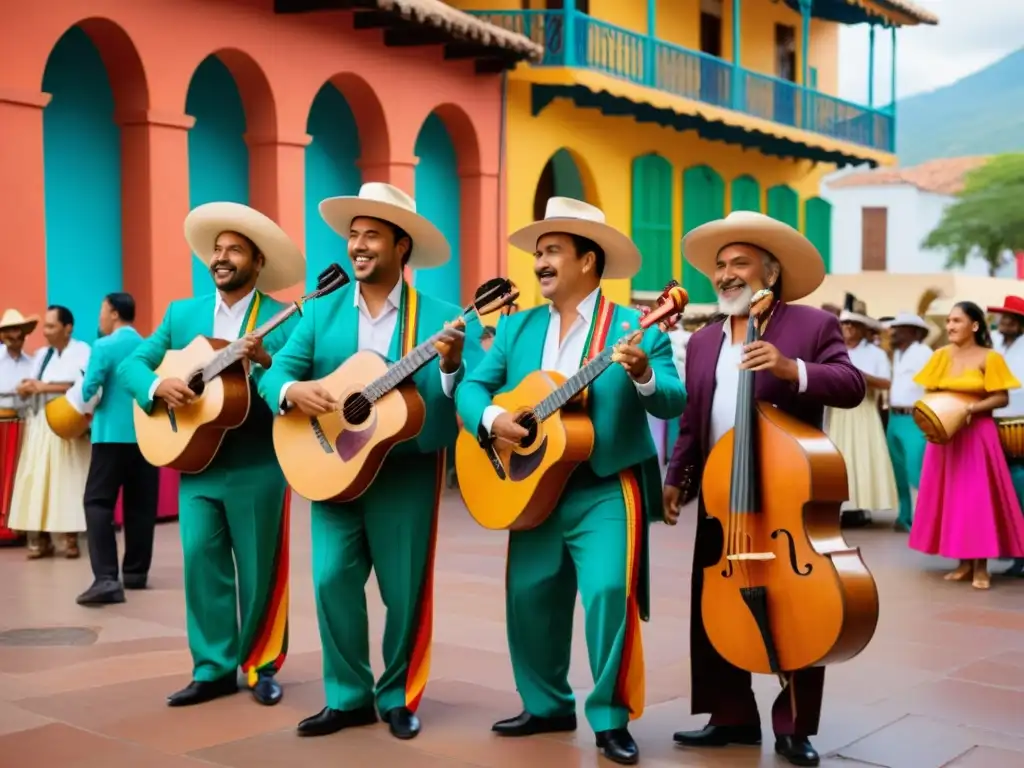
[771,528,813,576]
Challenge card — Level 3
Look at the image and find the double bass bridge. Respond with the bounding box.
[726,552,776,562]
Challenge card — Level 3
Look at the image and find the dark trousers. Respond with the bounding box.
[83,442,159,583]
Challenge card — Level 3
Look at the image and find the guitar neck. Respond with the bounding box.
[201,303,300,382]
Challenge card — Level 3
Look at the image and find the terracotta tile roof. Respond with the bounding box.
[374,0,543,61]
[826,156,990,196]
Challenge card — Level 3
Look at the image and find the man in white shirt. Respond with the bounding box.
[987,297,1024,577]
[0,308,39,546]
[884,313,933,532]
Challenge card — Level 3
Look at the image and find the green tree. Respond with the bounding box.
[922,153,1024,276]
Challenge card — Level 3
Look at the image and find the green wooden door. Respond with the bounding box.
[767,184,799,228]
[631,154,674,294]
[681,164,725,304]
[730,175,761,212]
[804,196,833,273]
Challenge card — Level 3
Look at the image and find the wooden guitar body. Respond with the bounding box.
[133,336,251,473]
[456,370,595,531]
[700,402,880,674]
[272,350,426,503]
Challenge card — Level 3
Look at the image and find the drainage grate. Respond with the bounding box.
[0,627,98,647]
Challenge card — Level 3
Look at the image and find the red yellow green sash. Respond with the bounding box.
[615,469,646,720]
[242,491,291,685]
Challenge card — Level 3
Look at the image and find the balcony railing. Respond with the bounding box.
[471,9,893,153]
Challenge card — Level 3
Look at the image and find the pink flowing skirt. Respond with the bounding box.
[910,416,1024,559]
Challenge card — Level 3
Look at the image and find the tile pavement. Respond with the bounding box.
[1,493,1023,768]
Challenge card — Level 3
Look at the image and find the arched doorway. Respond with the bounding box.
[185,55,249,295]
[305,82,361,289]
[42,26,122,343]
[533,148,586,219]
[413,113,461,307]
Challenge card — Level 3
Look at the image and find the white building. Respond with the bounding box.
[820,157,1018,278]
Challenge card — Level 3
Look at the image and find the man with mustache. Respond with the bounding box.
[663,212,865,767]
[121,203,305,709]
[259,183,478,741]
[456,197,686,765]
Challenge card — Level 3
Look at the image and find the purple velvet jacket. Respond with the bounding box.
[665,302,866,491]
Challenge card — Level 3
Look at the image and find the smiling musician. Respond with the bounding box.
[662,212,865,767]
[120,203,304,709]
[455,197,686,766]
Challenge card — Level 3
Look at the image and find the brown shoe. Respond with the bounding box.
[63,533,80,559]
[27,533,54,559]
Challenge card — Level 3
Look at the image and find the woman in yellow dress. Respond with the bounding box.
[909,301,1024,589]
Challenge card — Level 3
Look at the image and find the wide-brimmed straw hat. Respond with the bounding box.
[682,211,825,302]
[185,202,305,293]
[319,183,450,269]
[884,311,930,331]
[509,197,642,280]
[987,295,1024,319]
[839,310,881,331]
[0,309,39,334]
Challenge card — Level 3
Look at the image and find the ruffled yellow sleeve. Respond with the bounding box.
[984,351,1021,392]
[913,348,951,390]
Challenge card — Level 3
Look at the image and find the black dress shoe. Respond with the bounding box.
[492,711,577,736]
[775,735,820,766]
[1003,559,1024,577]
[251,671,282,706]
[123,574,148,590]
[296,705,377,737]
[382,706,420,739]
[76,580,125,606]
[167,675,238,707]
[673,723,762,747]
[596,728,639,765]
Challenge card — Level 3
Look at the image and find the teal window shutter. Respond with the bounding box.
[804,196,833,273]
[767,184,799,229]
[730,175,762,212]
[681,164,725,304]
[630,154,674,294]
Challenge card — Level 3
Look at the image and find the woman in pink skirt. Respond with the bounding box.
[910,301,1024,589]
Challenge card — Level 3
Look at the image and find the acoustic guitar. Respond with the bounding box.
[456,282,688,531]
[273,277,519,503]
[134,264,349,473]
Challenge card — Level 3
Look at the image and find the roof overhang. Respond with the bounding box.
[781,0,938,27]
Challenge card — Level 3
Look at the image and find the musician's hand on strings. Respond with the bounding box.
[662,485,682,526]
[239,333,271,368]
[491,411,529,446]
[286,381,337,416]
[611,330,652,383]
[433,320,465,374]
[740,340,798,382]
[154,378,195,409]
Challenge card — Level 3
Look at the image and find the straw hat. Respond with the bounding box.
[185,202,305,293]
[884,311,930,331]
[987,295,1024,320]
[0,309,39,334]
[319,183,450,269]
[509,197,642,280]
[682,211,825,302]
[839,309,881,331]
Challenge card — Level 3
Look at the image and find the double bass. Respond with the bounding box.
[699,289,879,676]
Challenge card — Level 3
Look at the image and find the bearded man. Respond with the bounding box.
[662,212,865,767]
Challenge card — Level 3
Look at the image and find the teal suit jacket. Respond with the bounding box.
[81,326,144,444]
[119,291,299,471]
[259,281,480,456]
[454,294,687,620]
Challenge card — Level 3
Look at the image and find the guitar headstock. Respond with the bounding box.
[639,280,689,332]
[470,278,520,317]
[305,263,350,301]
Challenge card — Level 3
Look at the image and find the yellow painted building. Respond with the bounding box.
[452,0,938,309]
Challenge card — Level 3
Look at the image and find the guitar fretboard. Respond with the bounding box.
[533,340,624,422]
[363,326,462,402]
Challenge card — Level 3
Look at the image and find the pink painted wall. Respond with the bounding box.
[0,0,505,340]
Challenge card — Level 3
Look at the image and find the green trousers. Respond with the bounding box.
[506,465,646,733]
[886,413,926,528]
[179,460,289,683]
[310,451,442,714]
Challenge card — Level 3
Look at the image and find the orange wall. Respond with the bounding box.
[0,0,506,343]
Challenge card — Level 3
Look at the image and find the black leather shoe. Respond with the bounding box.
[123,574,148,590]
[382,706,420,739]
[167,675,238,707]
[76,580,125,606]
[1003,559,1024,577]
[775,735,820,766]
[596,728,639,765]
[492,711,577,736]
[673,723,762,747]
[251,671,282,706]
[297,705,377,737]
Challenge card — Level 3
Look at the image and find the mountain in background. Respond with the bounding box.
[896,47,1024,166]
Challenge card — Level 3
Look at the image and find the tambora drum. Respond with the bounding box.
[44,375,100,441]
[912,391,980,445]
[996,417,1024,459]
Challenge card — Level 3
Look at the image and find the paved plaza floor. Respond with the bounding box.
[1,493,1023,768]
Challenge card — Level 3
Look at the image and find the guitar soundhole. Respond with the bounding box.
[515,411,539,449]
[186,372,205,398]
[342,392,372,426]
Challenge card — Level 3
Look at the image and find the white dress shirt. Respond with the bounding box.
[709,321,809,447]
[889,341,932,409]
[280,280,456,408]
[667,327,690,383]
[481,287,657,435]
[0,347,39,412]
[847,339,891,384]
[995,335,1024,418]
[32,339,92,405]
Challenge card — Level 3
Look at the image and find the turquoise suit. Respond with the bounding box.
[119,290,298,685]
[455,292,687,732]
[259,280,482,715]
[81,326,144,443]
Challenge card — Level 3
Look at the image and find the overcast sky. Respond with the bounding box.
[838,0,1024,104]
